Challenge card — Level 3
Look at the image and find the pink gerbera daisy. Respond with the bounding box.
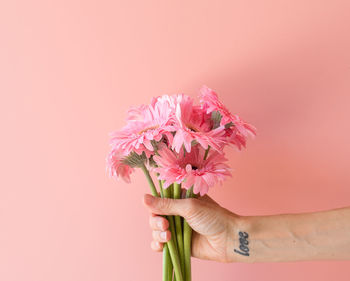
[200,85,256,149]
[153,144,231,196]
[107,148,134,183]
[171,94,227,153]
[109,97,176,157]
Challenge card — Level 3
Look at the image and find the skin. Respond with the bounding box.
[143,194,350,263]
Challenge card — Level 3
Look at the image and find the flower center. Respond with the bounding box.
[183,163,201,171]
[186,123,199,132]
[138,125,159,134]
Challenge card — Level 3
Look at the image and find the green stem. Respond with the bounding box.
[163,185,178,254]
[162,183,184,281]
[173,183,185,275]
[163,244,172,281]
[141,163,158,197]
[159,180,172,281]
[142,167,183,281]
[159,180,165,198]
[183,187,194,281]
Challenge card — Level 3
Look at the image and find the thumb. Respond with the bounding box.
[143,194,198,218]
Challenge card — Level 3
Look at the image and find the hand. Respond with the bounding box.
[143,193,241,263]
[144,194,350,263]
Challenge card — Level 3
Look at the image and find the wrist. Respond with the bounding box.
[225,214,255,263]
[226,212,318,263]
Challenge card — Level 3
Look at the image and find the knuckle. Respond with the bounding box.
[183,198,201,218]
[158,198,171,211]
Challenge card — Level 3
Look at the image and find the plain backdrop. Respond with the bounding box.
[1,1,350,281]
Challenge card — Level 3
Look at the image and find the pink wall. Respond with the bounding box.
[1,1,350,280]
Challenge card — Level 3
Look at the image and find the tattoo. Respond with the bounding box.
[234,231,250,256]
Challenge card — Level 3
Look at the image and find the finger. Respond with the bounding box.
[151,241,163,252]
[143,194,199,218]
[152,230,171,242]
[149,215,169,231]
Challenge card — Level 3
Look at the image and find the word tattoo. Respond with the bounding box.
[234,231,250,256]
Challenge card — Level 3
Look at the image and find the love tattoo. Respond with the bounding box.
[234,231,250,256]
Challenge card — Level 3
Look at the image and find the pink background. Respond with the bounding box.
[1,1,350,280]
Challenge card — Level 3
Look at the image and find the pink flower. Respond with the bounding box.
[109,97,176,157]
[153,145,231,196]
[200,85,256,149]
[107,148,134,183]
[171,94,226,153]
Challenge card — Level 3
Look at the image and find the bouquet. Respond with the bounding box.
[107,85,256,281]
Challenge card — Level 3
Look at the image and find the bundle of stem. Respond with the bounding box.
[141,163,194,281]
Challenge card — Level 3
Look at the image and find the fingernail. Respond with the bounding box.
[157,220,163,229]
[144,194,154,205]
[160,231,167,240]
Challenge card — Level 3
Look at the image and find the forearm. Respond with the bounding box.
[226,207,350,262]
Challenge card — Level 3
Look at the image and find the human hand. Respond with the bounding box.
[143,193,242,263]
